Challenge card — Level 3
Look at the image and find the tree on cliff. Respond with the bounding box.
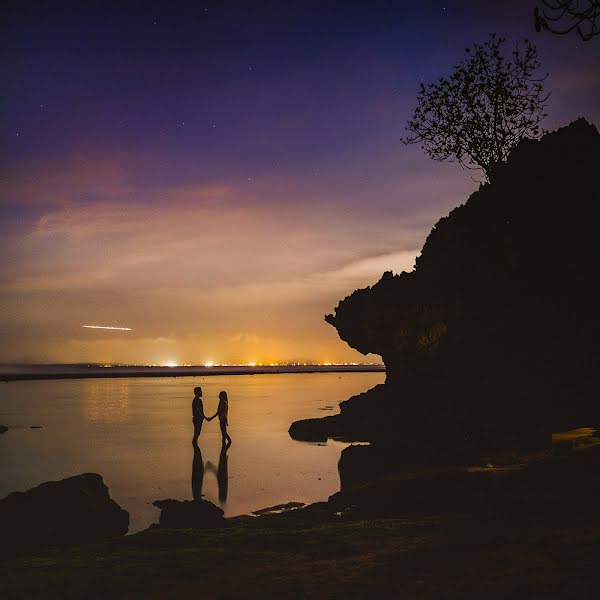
[535,1,600,41]
[402,34,549,181]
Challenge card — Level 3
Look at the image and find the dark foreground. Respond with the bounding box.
[1,512,599,599]
[3,431,600,599]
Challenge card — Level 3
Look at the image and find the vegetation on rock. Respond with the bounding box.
[402,34,548,181]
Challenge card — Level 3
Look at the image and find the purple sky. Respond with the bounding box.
[1,0,599,364]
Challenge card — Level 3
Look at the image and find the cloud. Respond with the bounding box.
[226,332,261,344]
[0,146,469,363]
[2,180,427,294]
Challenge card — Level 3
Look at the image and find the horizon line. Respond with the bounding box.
[0,361,384,368]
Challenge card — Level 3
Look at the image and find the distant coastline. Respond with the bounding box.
[0,363,385,382]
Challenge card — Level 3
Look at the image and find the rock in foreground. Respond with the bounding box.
[152,498,226,529]
[289,416,339,442]
[0,473,129,555]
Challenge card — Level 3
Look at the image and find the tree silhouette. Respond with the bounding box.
[402,34,549,182]
[535,1,600,41]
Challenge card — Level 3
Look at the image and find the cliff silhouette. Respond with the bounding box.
[292,119,600,463]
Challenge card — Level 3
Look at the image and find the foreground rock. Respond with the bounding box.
[252,502,305,515]
[152,498,226,529]
[0,473,129,555]
[290,385,385,444]
[327,430,600,521]
[289,416,342,442]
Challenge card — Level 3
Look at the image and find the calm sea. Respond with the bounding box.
[0,372,384,532]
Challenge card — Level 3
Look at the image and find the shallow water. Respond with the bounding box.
[0,372,383,532]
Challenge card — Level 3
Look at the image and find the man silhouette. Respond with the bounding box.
[192,386,207,447]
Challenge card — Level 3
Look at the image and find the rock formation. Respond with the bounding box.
[0,425,7,434]
[329,436,600,519]
[152,498,227,529]
[0,473,129,555]
[292,119,600,465]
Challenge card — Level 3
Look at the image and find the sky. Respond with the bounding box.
[1,0,599,365]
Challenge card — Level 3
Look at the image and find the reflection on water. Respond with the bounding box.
[85,379,130,423]
[0,372,384,532]
[191,446,204,501]
[205,444,230,504]
[191,444,229,506]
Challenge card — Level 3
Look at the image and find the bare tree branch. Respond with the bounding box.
[534,1,600,41]
[402,34,549,182]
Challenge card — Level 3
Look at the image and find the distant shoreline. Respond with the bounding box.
[0,364,385,382]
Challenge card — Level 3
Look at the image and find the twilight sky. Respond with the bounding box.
[1,0,598,365]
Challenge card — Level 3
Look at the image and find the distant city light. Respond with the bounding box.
[82,325,132,331]
[164,361,179,368]
[204,361,215,367]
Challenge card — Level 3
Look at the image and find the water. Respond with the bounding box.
[0,372,383,532]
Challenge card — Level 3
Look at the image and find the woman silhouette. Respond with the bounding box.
[211,390,232,446]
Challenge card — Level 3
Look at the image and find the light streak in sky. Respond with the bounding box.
[83,325,132,331]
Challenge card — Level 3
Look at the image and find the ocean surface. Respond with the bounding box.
[0,372,384,532]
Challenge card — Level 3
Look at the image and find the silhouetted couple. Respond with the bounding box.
[192,386,232,447]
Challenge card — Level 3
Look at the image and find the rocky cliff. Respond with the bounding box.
[292,119,600,462]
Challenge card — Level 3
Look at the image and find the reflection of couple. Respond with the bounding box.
[192,444,229,503]
[192,386,232,447]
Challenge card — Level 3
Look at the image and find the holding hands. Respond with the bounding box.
[192,388,231,446]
